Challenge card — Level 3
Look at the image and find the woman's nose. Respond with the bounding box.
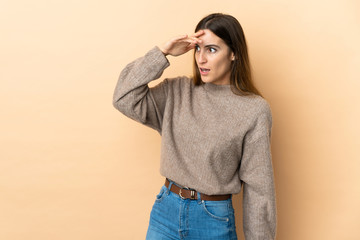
[197,51,207,64]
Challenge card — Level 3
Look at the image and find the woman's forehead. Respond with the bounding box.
[197,29,227,48]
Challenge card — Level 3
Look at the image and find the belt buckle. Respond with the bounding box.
[179,188,196,200]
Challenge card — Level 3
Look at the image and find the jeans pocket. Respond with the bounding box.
[155,185,168,203]
[201,199,232,222]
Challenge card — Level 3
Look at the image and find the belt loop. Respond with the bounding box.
[197,191,202,203]
[167,179,173,195]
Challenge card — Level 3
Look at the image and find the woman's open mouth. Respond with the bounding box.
[199,68,210,75]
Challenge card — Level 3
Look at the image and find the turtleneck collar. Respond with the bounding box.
[202,82,234,96]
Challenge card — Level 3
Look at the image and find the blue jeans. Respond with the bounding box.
[146,181,237,240]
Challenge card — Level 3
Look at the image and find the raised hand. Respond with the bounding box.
[159,30,205,57]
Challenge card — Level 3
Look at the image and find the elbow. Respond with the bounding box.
[112,94,126,112]
[113,98,126,113]
[112,99,119,111]
[112,95,137,119]
[112,88,129,112]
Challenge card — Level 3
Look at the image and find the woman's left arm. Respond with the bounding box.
[239,105,277,240]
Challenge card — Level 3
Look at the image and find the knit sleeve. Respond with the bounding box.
[239,105,277,240]
[112,46,170,133]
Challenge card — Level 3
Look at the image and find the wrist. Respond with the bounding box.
[159,46,169,56]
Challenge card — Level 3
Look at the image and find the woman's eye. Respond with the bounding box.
[195,45,200,51]
[209,47,216,53]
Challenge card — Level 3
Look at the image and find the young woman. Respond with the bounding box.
[113,13,276,240]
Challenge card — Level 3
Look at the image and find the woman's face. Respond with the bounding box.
[195,29,234,85]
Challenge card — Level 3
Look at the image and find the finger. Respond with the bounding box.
[182,38,200,46]
[187,36,202,45]
[188,31,204,44]
[193,30,205,37]
[185,42,197,52]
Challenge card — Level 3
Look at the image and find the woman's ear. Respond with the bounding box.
[231,52,235,61]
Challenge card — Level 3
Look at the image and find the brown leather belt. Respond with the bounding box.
[165,179,231,201]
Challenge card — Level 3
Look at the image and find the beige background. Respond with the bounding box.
[1,0,359,239]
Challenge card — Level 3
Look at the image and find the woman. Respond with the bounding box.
[113,13,276,240]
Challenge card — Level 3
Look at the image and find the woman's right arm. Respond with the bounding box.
[112,31,204,133]
[112,46,170,133]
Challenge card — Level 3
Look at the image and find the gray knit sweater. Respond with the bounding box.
[113,46,276,239]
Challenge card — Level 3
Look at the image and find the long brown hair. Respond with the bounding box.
[193,13,262,97]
